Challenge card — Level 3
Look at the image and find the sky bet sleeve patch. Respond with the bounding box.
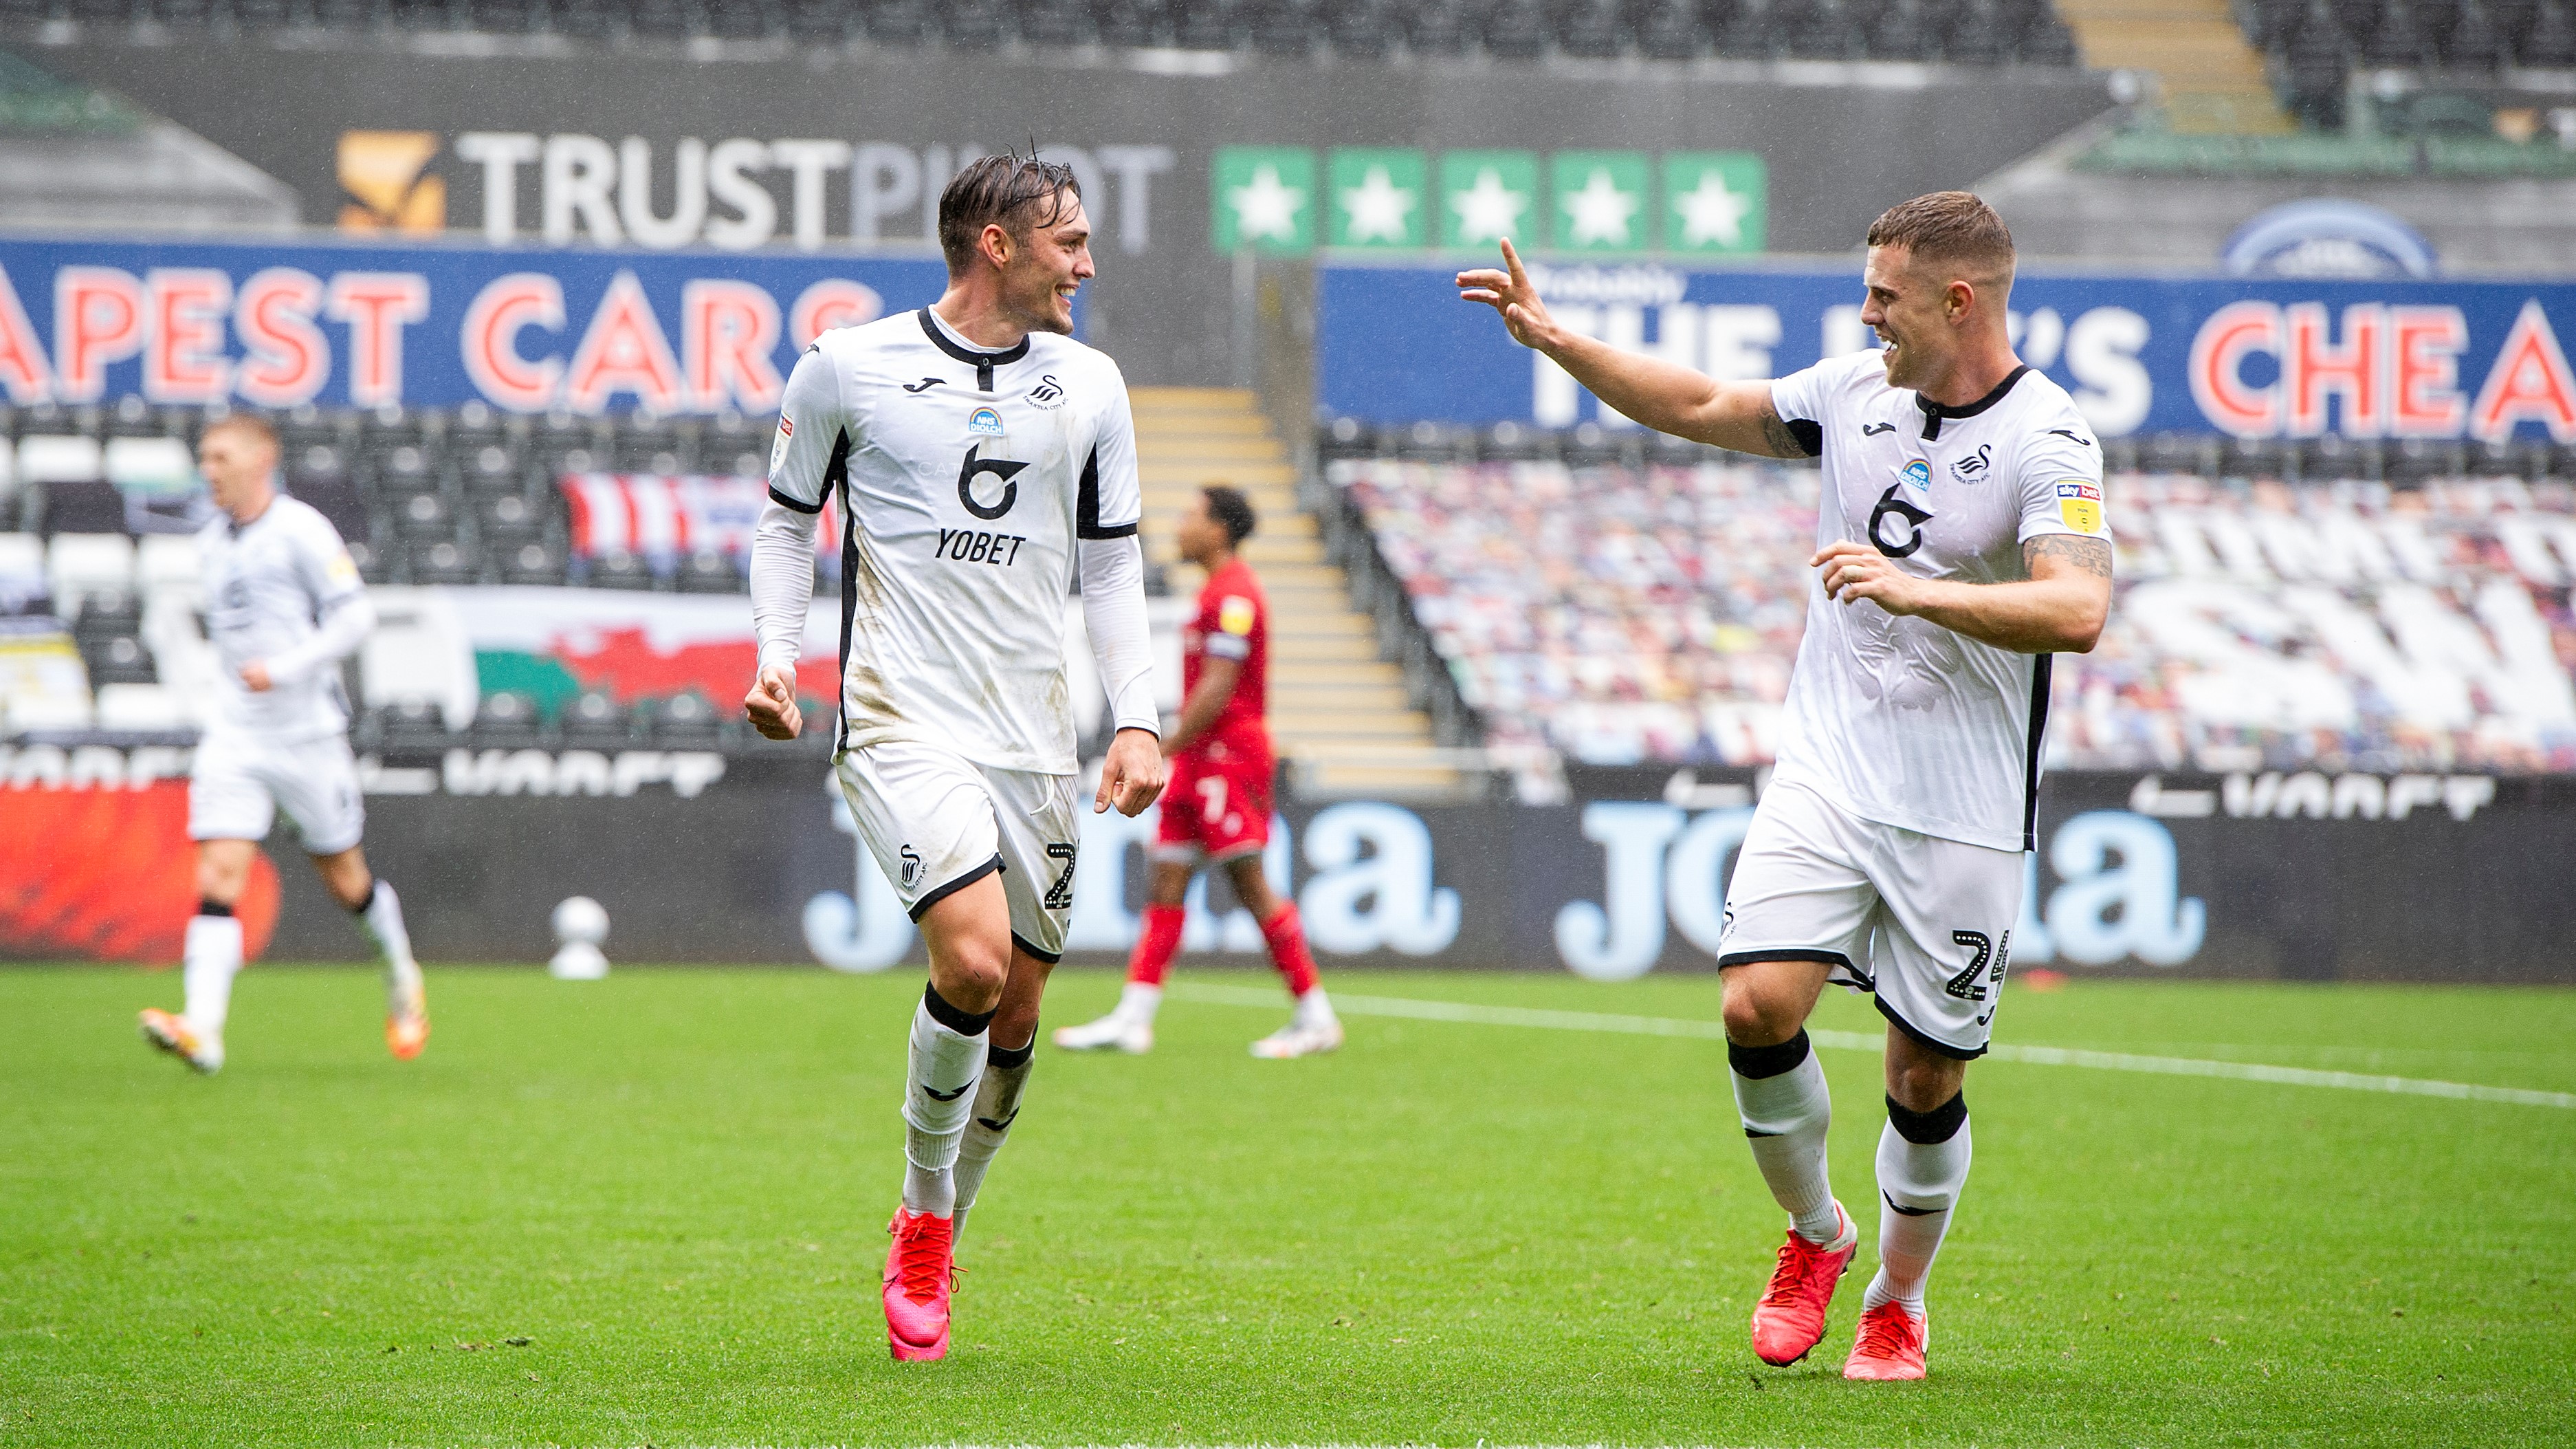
[2056,480,2104,534]
[1218,595,1258,636]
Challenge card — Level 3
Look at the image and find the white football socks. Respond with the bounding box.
[357,879,423,1014]
[1114,981,1163,1025]
[1292,986,1336,1029]
[181,912,243,1038]
[1865,1092,1973,1312]
[901,986,991,1219]
[1729,1029,1842,1245]
[950,1036,1036,1240]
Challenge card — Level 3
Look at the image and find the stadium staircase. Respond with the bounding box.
[1129,387,1460,797]
[2054,0,2296,133]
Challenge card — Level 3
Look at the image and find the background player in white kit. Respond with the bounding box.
[742,155,1165,1363]
[139,415,428,1074]
[1461,193,2113,1381]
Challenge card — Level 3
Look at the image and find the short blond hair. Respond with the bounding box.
[199,412,278,453]
[1867,191,2015,283]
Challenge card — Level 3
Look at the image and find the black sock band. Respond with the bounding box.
[348,877,379,916]
[1727,1029,1812,1080]
[922,981,997,1037]
[196,898,234,919]
[987,1038,1035,1070]
[1887,1091,1968,1145]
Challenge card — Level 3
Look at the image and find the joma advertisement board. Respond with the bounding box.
[5,749,2566,985]
[1319,261,2576,442]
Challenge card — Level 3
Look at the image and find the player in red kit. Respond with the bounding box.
[1054,486,1343,1059]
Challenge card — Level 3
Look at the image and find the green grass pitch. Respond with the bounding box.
[3,965,2572,1448]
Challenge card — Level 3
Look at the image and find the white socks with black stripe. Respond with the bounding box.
[950,1035,1036,1241]
[1866,1091,1972,1313]
[1729,1029,1843,1245]
[355,879,422,1013]
[901,983,993,1219]
[181,906,243,1038]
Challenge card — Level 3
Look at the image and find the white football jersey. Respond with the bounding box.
[768,307,1143,774]
[199,495,366,743]
[1767,352,2110,851]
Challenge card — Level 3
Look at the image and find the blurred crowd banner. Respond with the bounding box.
[1320,261,2576,442]
[0,235,949,414]
[4,755,2568,984]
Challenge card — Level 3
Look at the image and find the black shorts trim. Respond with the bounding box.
[1010,932,1063,965]
[1718,948,1857,972]
[767,485,822,514]
[1875,994,1988,1061]
[906,854,1002,922]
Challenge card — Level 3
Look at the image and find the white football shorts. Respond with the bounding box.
[188,730,366,856]
[834,738,1080,961]
[1716,780,2024,1060]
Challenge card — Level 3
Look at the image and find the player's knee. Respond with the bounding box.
[1720,978,1800,1047]
[1886,1057,1968,1116]
[195,854,248,904]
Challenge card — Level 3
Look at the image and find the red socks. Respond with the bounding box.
[1130,900,1319,997]
[1127,904,1185,987]
[1260,902,1320,996]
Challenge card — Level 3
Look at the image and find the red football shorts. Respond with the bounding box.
[1155,736,1274,864]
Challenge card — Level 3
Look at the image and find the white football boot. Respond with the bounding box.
[1249,1016,1343,1059]
[1052,1011,1154,1054]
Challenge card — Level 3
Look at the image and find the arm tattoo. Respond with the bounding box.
[2024,533,2113,580]
[1755,396,1818,459]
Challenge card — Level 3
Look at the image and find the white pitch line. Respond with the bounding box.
[1165,983,2576,1110]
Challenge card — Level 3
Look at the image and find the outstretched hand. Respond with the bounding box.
[743,662,803,741]
[1456,238,1558,351]
[1094,726,1167,816]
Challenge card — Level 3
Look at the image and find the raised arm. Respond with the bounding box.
[1457,239,1816,459]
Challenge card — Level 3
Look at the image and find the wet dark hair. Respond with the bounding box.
[937,153,1083,274]
[1203,485,1257,547]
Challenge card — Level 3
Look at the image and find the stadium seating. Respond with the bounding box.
[1328,431,2576,774]
[0,0,2087,65]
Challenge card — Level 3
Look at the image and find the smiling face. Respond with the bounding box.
[1859,243,1963,392]
[995,190,1094,336]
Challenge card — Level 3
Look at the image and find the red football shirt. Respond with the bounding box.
[1181,555,1268,748]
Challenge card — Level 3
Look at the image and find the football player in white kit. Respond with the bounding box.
[1461,192,2113,1380]
[139,414,428,1074]
[742,155,1165,1362]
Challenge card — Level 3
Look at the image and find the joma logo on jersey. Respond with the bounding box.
[1900,459,1933,493]
[1028,374,1066,408]
[967,406,1004,437]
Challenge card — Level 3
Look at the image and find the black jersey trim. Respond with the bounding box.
[1075,444,1141,539]
[768,486,822,514]
[1916,363,2031,441]
[917,307,1028,393]
[818,428,852,752]
[907,855,1002,921]
[2021,653,2053,852]
[1785,417,1823,456]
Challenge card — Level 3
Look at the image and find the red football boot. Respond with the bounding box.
[882,1208,956,1361]
[1843,1298,1929,1380]
[1749,1202,1856,1366]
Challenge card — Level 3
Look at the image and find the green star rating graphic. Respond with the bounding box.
[1328,148,1427,250]
[1438,150,1538,252]
[1211,146,1315,254]
[1550,151,1650,254]
[1662,152,1767,255]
